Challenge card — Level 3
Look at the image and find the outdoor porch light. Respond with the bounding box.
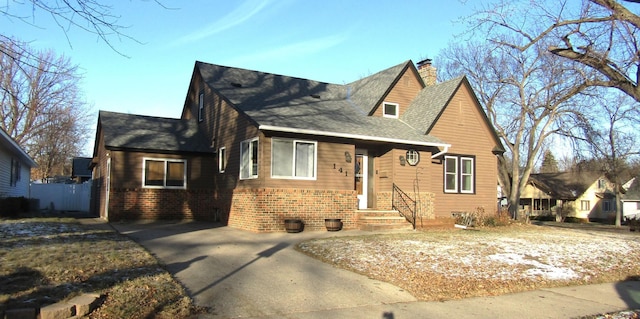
[345,151,352,163]
[399,155,406,166]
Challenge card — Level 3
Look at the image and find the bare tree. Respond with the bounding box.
[571,91,640,226]
[471,0,640,102]
[438,39,589,220]
[0,39,91,180]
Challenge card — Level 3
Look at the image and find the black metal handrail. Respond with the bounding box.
[392,183,417,230]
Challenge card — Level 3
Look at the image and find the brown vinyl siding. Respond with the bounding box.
[372,68,423,118]
[106,151,216,189]
[428,83,498,217]
[262,137,354,190]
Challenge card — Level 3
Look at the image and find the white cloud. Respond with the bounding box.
[173,0,271,46]
[225,33,348,66]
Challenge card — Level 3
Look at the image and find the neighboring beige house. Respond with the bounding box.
[520,172,616,222]
[621,177,640,220]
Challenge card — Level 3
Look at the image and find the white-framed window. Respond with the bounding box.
[460,157,474,193]
[198,92,204,122]
[383,102,399,118]
[271,138,317,180]
[142,158,187,189]
[598,179,606,189]
[444,155,475,194]
[444,156,458,193]
[218,147,226,173]
[581,200,591,211]
[240,138,258,179]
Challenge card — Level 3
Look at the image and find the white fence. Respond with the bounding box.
[30,181,91,212]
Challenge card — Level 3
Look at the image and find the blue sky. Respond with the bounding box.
[2,0,477,155]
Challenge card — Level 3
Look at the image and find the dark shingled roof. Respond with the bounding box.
[196,61,447,146]
[347,61,409,115]
[528,172,606,200]
[72,157,92,177]
[98,111,214,153]
[624,178,640,200]
[402,76,465,134]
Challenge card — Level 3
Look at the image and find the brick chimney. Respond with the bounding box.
[417,58,437,86]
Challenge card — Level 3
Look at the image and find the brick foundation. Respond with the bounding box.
[107,188,219,221]
[377,191,435,219]
[106,187,358,232]
[227,188,358,232]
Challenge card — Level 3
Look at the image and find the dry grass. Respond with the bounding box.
[0,218,200,319]
[297,223,640,302]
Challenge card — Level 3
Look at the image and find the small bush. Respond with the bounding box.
[0,197,30,217]
[482,209,511,227]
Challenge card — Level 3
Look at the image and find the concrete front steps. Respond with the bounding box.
[357,210,414,231]
[356,210,458,231]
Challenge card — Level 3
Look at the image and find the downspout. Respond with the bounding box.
[431,145,449,159]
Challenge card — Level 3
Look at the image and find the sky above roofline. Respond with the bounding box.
[1,0,477,155]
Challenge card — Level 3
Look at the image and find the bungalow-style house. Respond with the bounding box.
[520,172,617,222]
[91,59,504,232]
[621,177,640,220]
[0,128,37,198]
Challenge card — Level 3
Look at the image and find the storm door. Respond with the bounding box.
[355,150,368,209]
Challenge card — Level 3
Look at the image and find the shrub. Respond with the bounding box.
[0,197,30,217]
[479,208,511,227]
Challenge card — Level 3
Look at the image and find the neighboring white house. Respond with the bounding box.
[622,177,640,220]
[0,128,37,198]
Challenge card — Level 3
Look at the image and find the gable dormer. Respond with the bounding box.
[369,61,424,119]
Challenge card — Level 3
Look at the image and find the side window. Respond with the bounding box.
[218,147,226,173]
[143,158,187,189]
[240,138,258,179]
[10,158,21,187]
[460,157,474,193]
[198,92,204,122]
[444,156,458,193]
[580,200,591,211]
[444,155,475,194]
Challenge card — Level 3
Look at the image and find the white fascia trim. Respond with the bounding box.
[431,145,450,159]
[259,125,451,148]
[0,129,37,167]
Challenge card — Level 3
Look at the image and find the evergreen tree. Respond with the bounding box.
[540,150,559,173]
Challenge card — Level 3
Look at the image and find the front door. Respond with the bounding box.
[355,151,368,209]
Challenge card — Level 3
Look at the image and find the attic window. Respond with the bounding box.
[383,102,399,118]
[231,82,243,88]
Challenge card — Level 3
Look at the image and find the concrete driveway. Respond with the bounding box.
[111,222,416,318]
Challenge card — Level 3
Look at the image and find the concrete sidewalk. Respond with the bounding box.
[105,220,640,319]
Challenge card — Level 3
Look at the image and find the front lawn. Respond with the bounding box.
[0,218,200,318]
[297,223,640,302]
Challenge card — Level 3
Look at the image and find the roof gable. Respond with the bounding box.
[0,128,37,167]
[402,76,505,154]
[98,111,214,153]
